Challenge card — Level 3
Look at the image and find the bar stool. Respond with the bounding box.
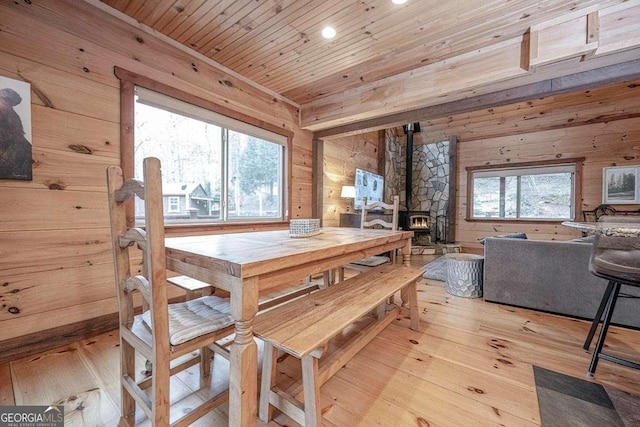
[583,231,640,376]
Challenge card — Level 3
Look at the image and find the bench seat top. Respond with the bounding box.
[253,264,423,358]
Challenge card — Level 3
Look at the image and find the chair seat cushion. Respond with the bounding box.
[141,295,233,346]
[351,255,390,267]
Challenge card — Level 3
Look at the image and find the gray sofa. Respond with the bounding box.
[483,237,640,328]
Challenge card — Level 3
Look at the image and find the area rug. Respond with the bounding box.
[422,256,448,281]
[534,366,640,426]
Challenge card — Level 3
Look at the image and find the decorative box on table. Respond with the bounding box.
[289,219,321,237]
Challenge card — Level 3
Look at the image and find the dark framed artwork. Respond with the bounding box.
[0,75,32,180]
[603,166,639,204]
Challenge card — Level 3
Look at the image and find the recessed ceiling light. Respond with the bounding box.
[321,26,336,39]
[392,0,407,4]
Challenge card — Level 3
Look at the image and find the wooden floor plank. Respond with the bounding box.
[375,324,535,389]
[10,344,120,426]
[0,363,15,405]
[356,338,539,423]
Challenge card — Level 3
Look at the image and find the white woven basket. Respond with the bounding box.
[289,219,321,237]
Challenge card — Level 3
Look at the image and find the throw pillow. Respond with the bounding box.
[479,232,528,245]
[570,235,595,243]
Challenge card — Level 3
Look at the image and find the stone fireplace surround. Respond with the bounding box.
[385,127,454,244]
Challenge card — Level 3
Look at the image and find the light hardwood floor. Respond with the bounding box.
[2,255,640,426]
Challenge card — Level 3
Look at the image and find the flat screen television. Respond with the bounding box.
[354,168,384,210]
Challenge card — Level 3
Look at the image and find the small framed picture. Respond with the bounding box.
[603,166,639,204]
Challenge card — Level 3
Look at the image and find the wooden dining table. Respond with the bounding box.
[164,226,414,426]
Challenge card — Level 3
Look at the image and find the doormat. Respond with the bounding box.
[534,365,640,426]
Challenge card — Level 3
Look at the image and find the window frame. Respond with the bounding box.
[115,67,293,229]
[465,157,584,222]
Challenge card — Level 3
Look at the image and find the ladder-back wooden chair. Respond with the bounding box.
[107,157,234,426]
[339,195,400,280]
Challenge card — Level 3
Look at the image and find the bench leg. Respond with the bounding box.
[200,345,213,379]
[301,355,321,427]
[377,302,386,320]
[259,343,278,423]
[404,281,420,331]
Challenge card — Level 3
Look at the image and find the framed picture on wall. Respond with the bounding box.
[0,75,33,180]
[603,166,639,204]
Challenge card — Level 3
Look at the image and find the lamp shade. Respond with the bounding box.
[341,185,356,198]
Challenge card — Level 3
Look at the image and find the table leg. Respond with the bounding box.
[229,277,259,427]
[402,236,411,267]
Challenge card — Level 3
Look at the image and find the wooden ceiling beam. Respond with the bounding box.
[314,59,640,139]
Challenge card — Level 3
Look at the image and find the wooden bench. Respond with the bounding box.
[254,263,423,427]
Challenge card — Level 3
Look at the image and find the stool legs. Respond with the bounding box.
[588,282,621,377]
[583,281,615,351]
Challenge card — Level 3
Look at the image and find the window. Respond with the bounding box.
[467,159,583,221]
[168,196,180,213]
[132,86,288,224]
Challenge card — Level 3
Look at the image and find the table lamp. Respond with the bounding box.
[341,185,356,212]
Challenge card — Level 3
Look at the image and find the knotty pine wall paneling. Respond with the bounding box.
[413,80,640,251]
[322,132,381,227]
[0,0,312,353]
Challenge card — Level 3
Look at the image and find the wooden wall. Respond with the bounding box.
[322,132,381,227]
[0,0,312,350]
[413,79,640,251]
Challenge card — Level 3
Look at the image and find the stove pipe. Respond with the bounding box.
[402,122,421,213]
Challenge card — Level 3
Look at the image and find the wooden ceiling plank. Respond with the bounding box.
[209,0,333,64]
[236,0,402,79]
[184,0,256,50]
[188,0,263,49]
[154,0,208,35]
[201,0,316,61]
[122,0,145,17]
[168,0,239,46]
[132,0,177,27]
[197,0,311,58]
[247,0,457,82]
[218,0,353,69]
[162,0,218,40]
[103,0,132,11]
[195,0,291,56]
[224,0,390,70]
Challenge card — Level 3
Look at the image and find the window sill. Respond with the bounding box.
[465,218,572,224]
